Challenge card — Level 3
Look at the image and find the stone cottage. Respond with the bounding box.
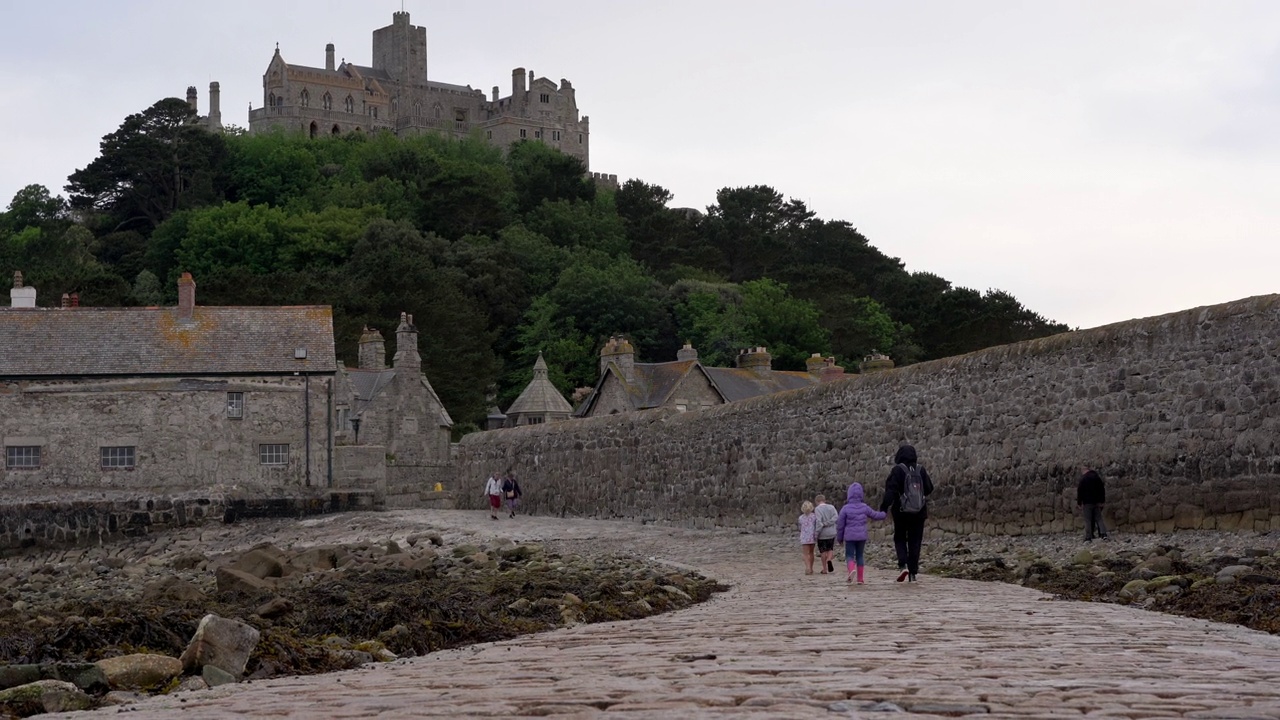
[0,272,336,498]
[502,353,573,427]
[331,314,453,506]
[574,336,846,417]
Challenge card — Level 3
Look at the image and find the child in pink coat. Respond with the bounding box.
[835,482,887,584]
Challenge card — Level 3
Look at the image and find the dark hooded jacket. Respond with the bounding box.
[1077,470,1105,505]
[879,444,934,516]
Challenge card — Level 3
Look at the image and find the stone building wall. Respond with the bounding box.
[0,376,333,498]
[670,370,723,412]
[453,295,1280,537]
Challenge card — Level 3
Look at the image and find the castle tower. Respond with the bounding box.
[358,327,386,370]
[186,86,198,112]
[512,67,526,98]
[207,82,223,130]
[392,312,422,373]
[326,42,335,72]
[372,11,427,89]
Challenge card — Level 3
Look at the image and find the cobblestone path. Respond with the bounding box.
[51,511,1280,719]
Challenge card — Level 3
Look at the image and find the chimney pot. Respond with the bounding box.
[177,272,196,319]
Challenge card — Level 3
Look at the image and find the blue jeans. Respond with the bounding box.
[844,540,866,566]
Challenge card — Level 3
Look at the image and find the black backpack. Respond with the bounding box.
[898,463,926,514]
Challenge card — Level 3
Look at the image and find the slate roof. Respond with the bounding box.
[506,354,573,416]
[575,359,822,417]
[0,306,337,378]
[346,368,397,413]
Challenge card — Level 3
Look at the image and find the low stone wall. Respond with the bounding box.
[0,488,362,555]
[454,295,1280,537]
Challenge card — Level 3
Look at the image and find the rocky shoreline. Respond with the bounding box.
[0,512,1276,717]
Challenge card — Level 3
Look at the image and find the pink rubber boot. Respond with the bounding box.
[846,559,856,583]
[856,565,865,584]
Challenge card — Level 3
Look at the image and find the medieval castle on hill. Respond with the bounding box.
[233,10,597,173]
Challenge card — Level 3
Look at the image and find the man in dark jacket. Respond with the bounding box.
[1077,467,1108,541]
[880,444,934,582]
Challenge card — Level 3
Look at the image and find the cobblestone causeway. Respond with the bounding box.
[49,510,1280,719]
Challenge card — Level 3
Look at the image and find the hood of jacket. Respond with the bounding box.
[894,444,918,465]
[846,482,864,503]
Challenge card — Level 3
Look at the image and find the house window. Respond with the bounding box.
[337,407,350,432]
[540,93,550,103]
[520,129,527,138]
[526,416,544,425]
[5,446,40,470]
[100,446,136,470]
[259,444,289,465]
[323,92,333,110]
[226,392,244,419]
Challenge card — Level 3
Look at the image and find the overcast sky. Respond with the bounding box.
[2,1,1277,330]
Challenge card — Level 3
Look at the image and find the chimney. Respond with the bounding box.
[599,335,635,381]
[735,347,772,374]
[177,272,196,319]
[677,342,698,362]
[207,81,223,130]
[806,353,825,374]
[10,271,35,308]
[358,326,386,370]
[70,293,79,308]
[326,43,335,71]
[392,312,421,373]
[818,356,846,382]
[859,351,895,374]
[186,86,198,112]
[492,85,499,102]
[512,67,526,98]
[60,293,71,309]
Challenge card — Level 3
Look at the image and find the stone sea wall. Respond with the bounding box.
[454,295,1280,537]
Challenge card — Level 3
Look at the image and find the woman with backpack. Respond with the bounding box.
[879,444,934,582]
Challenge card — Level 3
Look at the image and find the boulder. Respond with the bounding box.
[290,546,343,572]
[201,665,238,688]
[95,654,182,691]
[216,566,274,595]
[228,546,286,579]
[142,576,207,604]
[254,596,292,618]
[1071,549,1094,566]
[0,679,93,716]
[180,614,261,677]
[170,552,208,571]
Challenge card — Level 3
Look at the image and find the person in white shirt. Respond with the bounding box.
[484,472,503,520]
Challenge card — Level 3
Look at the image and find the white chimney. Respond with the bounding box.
[10,271,35,308]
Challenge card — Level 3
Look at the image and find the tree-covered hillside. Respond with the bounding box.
[0,98,1068,433]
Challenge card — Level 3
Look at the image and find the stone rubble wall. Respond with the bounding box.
[453,295,1280,537]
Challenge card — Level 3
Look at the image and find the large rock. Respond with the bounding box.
[180,614,261,677]
[0,663,108,694]
[228,545,287,579]
[95,653,182,691]
[142,576,207,604]
[0,679,93,716]
[216,566,274,595]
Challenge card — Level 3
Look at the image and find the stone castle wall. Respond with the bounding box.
[453,295,1280,537]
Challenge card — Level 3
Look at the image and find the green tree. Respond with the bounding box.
[66,97,228,233]
[739,278,830,370]
[703,186,814,282]
[506,140,595,214]
[1,185,67,234]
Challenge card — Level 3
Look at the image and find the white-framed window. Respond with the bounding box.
[227,392,244,419]
[259,444,289,465]
[100,446,136,470]
[5,446,40,470]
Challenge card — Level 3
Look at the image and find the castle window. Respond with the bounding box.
[434,104,442,119]
[579,133,583,143]
[259,444,290,466]
[323,92,333,110]
[300,89,310,108]
[520,129,527,138]
[553,130,561,141]
[226,392,244,419]
[268,92,276,107]
[486,130,492,139]
[344,95,354,113]
[540,93,550,103]
[454,109,467,123]
[4,445,40,470]
[100,446,136,470]
[332,124,341,135]
[534,130,542,139]
[371,106,378,119]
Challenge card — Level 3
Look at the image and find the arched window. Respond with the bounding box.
[300,89,310,108]
[433,103,442,119]
[309,122,318,138]
[344,95,354,113]
[322,92,332,111]
[268,92,276,107]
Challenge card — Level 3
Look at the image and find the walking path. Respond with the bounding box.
[51,511,1280,719]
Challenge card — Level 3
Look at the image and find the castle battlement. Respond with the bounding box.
[246,12,591,169]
